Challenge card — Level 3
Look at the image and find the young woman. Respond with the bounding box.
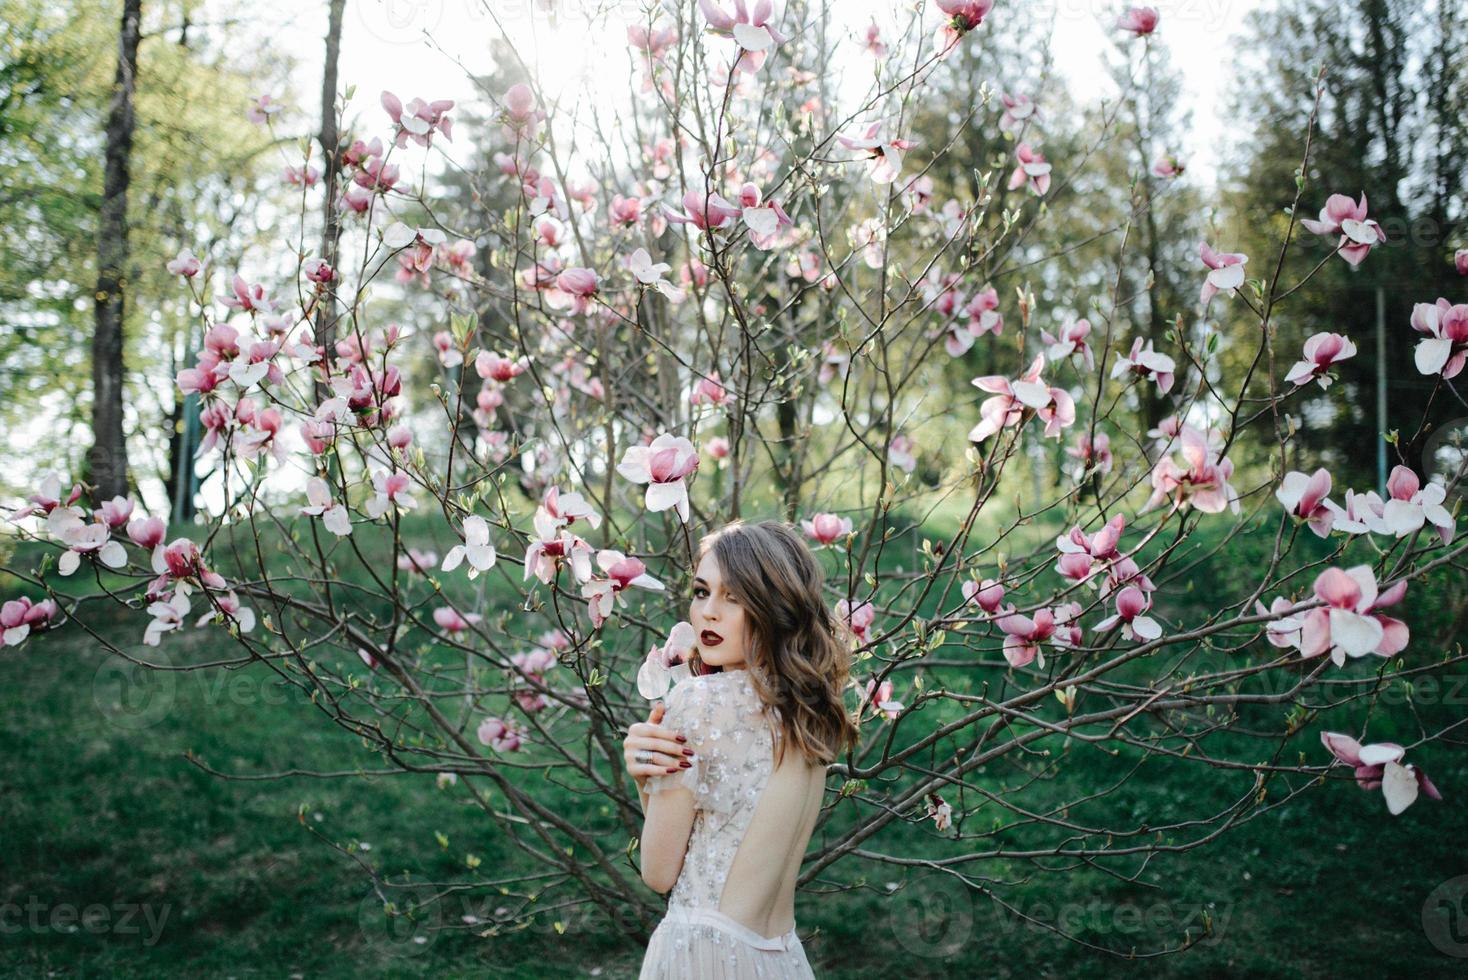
[623,519,860,979]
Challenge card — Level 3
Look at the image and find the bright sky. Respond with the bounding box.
[256,0,1265,189]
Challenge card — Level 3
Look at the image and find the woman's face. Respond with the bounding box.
[691,552,749,670]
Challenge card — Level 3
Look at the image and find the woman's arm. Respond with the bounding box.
[622,697,698,893]
[640,786,697,893]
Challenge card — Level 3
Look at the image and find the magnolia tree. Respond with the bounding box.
[4,0,1467,958]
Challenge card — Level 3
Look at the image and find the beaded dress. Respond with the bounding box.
[638,669,818,979]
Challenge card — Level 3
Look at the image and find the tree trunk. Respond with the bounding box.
[89,0,143,503]
[313,0,347,403]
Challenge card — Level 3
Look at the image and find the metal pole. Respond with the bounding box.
[1376,284,1387,496]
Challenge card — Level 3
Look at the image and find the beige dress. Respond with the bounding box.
[638,669,819,979]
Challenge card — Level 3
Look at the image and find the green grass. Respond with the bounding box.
[3,512,1467,977]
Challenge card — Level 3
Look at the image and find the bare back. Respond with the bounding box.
[641,669,827,939]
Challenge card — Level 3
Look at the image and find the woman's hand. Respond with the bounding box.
[624,701,692,786]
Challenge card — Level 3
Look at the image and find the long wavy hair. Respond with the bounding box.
[686,519,860,767]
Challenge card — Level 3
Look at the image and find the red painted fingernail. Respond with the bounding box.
[676,735,688,743]
[682,748,694,756]
[666,766,678,773]
[680,761,691,768]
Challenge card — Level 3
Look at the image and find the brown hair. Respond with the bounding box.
[687,519,860,767]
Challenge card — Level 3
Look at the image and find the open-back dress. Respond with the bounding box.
[638,668,823,979]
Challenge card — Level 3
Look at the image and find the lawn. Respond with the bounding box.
[3,513,1466,978]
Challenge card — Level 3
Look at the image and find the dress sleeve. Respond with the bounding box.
[642,677,713,808]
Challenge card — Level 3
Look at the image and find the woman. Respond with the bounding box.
[623,519,860,979]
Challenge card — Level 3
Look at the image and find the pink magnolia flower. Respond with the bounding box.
[1410,297,1468,379]
[1066,431,1113,477]
[524,506,596,585]
[95,496,134,528]
[1111,337,1175,394]
[857,677,903,721]
[1151,154,1185,178]
[57,522,126,576]
[433,605,482,635]
[862,22,887,58]
[662,190,742,232]
[160,538,227,589]
[1094,586,1162,641]
[1141,424,1240,515]
[381,90,453,148]
[998,93,1039,137]
[283,163,320,187]
[933,0,995,56]
[998,607,1057,668]
[301,477,352,537]
[1321,731,1441,815]
[432,330,463,368]
[610,194,644,226]
[735,181,794,249]
[925,792,953,832]
[195,590,255,633]
[1375,465,1456,545]
[1198,243,1247,304]
[144,590,191,646]
[2,596,59,646]
[628,248,683,300]
[838,122,915,185]
[1300,192,1385,267]
[706,435,730,459]
[127,516,167,573]
[1006,143,1052,196]
[549,267,600,315]
[1456,248,1468,276]
[477,716,523,753]
[689,370,732,408]
[582,550,665,628]
[616,433,700,521]
[889,433,918,472]
[475,350,528,383]
[1297,566,1409,667]
[1286,332,1357,388]
[1275,468,1336,538]
[1116,6,1160,37]
[698,0,788,75]
[365,469,414,519]
[442,515,498,578]
[837,598,876,644]
[962,577,1005,613]
[638,621,697,699]
[968,354,1076,442]
[802,513,853,546]
[245,93,281,125]
[501,83,543,134]
[223,274,275,313]
[964,287,1004,338]
[166,249,201,278]
[540,485,602,531]
[1041,318,1095,370]
[397,548,438,574]
[303,258,334,285]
